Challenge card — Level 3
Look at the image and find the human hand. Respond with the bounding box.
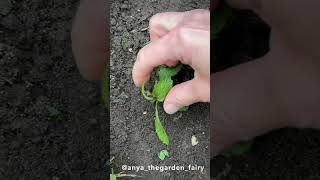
[132,9,210,114]
[71,0,108,80]
[212,0,320,156]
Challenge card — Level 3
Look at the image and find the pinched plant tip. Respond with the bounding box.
[141,64,183,103]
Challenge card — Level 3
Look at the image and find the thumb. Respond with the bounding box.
[163,78,210,114]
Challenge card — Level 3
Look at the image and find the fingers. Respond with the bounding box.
[149,12,186,41]
[164,78,210,114]
[132,30,181,87]
[149,9,210,41]
[132,27,210,87]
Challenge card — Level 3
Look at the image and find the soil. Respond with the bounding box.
[0,1,108,179]
[212,9,320,180]
[110,0,210,179]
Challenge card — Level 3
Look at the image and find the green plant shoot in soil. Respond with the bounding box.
[141,64,183,159]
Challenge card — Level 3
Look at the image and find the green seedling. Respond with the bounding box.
[141,64,185,159]
[159,150,169,161]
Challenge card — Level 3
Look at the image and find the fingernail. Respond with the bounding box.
[164,103,179,114]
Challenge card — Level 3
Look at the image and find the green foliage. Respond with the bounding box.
[155,102,169,145]
[152,64,183,102]
[222,141,252,158]
[157,64,183,80]
[110,168,117,180]
[152,78,173,102]
[141,81,154,102]
[158,150,169,160]
[140,64,185,159]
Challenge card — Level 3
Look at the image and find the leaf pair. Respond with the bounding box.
[142,64,183,102]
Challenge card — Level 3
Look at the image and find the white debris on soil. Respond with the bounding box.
[128,48,133,52]
[191,135,199,146]
[143,111,147,115]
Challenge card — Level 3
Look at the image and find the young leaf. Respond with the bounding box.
[157,64,183,80]
[159,150,169,160]
[152,78,173,102]
[152,64,183,102]
[155,102,169,145]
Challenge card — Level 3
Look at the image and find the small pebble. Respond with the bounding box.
[191,135,199,146]
[143,111,147,115]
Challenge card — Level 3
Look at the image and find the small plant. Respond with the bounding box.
[141,64,184,159]
[158,150,169,160]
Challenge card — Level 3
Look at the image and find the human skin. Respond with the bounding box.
[71,0,108,80]
[132,9,210,115]
[212,0,320,156]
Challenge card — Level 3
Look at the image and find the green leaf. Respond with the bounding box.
[141,81,155,102]
[110,174,117,180]
[110,168,117,180]
[222,141,252,158]
[155,102,169,145]
[152,78,173,102]
[159,150,169,160]
[157,64,183,80]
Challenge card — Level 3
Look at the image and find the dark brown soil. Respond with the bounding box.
[0,1,108,179]
[212,9,320,180]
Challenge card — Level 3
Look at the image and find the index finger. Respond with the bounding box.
[132,26,210,87]
[132,30,182,87]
